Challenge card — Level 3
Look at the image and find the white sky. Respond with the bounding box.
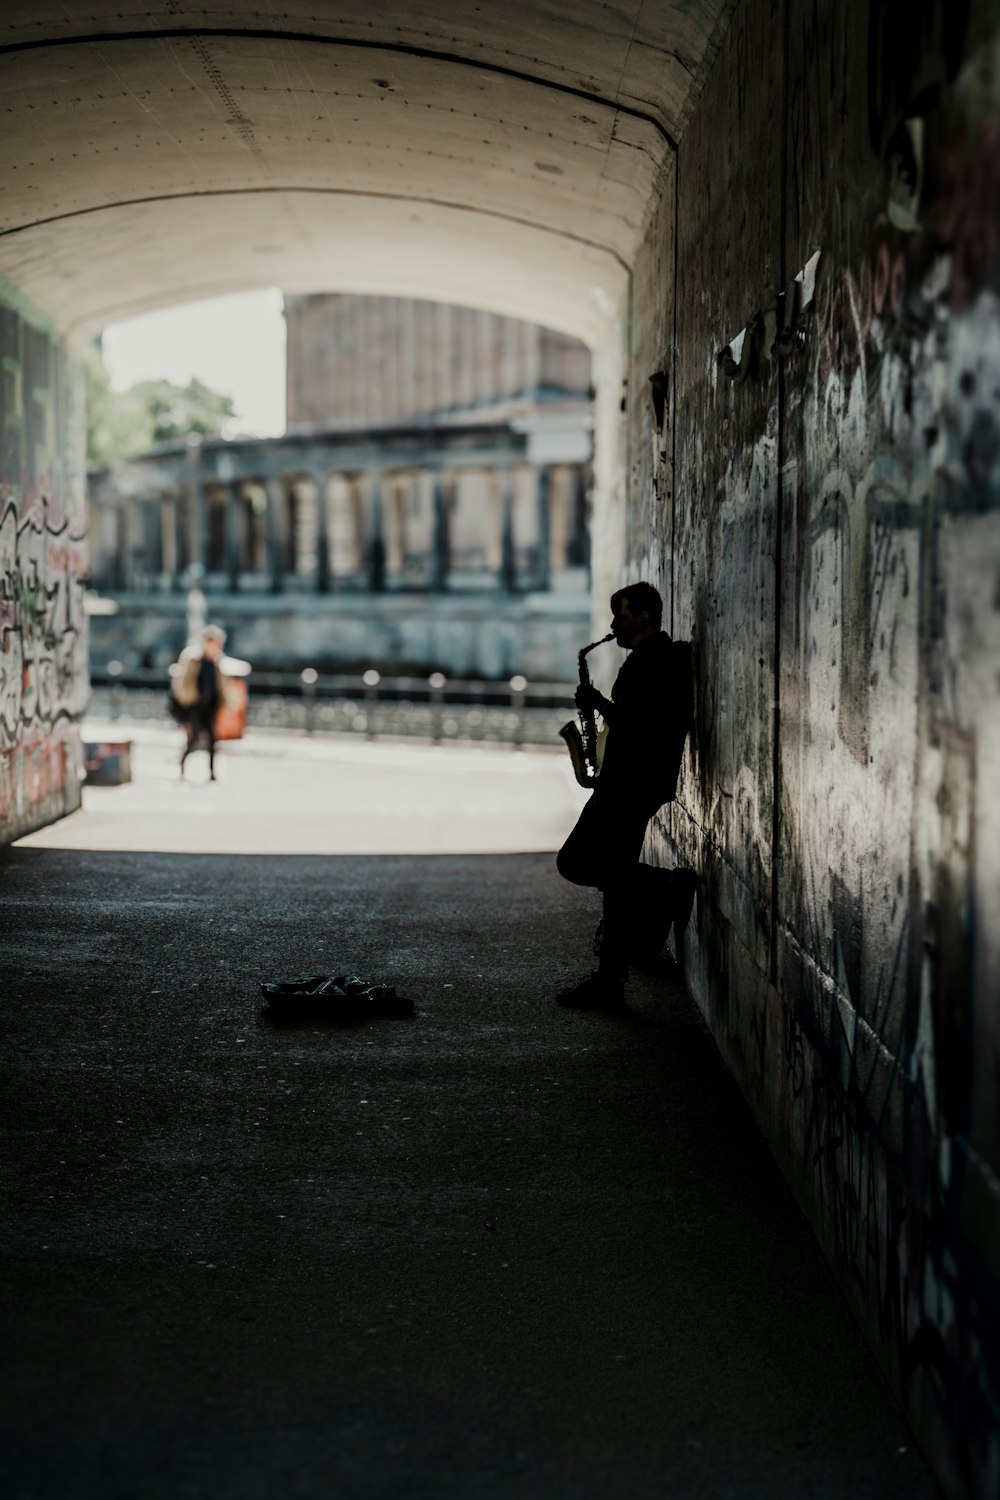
[100,288,286,437]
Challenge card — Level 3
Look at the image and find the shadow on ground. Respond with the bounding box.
[1,846,936,1499]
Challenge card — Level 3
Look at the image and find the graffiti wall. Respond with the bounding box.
[618,2,1000,1496]
[0,287,88,843]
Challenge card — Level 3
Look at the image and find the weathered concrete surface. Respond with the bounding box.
[2,732,934,1499]
[3,3,998,1497]
[618,3,1000,1496]
[0,2,732,344]
[0,291,88,845]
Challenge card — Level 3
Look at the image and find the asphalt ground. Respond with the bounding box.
[2,726,937,1498]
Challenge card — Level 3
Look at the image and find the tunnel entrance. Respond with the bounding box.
[4,8,1000,1498]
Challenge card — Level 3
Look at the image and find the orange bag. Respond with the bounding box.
[215,678,248,741]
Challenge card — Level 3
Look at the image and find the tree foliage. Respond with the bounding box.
[84,347,153,467]
[134,376,237,445]
[85,347,237,467]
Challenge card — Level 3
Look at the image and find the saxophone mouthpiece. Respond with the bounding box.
[582,632,615,654]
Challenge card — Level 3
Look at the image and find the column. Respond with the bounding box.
[573,465,591,570]
[186,435,206,574]
[431,472,449,592]
[289,478,318,580]
[145,496,163,584]
[286,484,300,580]
[171,489,186,591]
[536,466,551,592]
[113,504,127,590]
[549,465,569,572]
[161,495,177,585]
[348,474,366,577]
[384,474,406,578]
[312,472,330,593]
[247,482,267,573]
[226,479,243,592]
[480,469,500,573]
[326,472,349,580]
[266,476,286,593]
[366,471,386,593]
[498,467,516,593]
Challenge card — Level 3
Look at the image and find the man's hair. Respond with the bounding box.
[611,581,662,628]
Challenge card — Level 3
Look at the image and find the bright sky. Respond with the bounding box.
[100,288,286,438]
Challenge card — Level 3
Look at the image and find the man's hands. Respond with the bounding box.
[575,681,611,718]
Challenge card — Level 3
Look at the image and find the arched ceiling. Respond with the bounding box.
[0,2,731,348]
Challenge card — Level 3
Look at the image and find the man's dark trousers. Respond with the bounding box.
[556,786,667,980]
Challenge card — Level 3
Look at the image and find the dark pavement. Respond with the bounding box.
[2,841,937,1499]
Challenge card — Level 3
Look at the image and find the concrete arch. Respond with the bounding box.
[6,11,1000,1500]
[0,4,730,341]
[2,191,629,349]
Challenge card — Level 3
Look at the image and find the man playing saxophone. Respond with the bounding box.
[555,581,693,1009]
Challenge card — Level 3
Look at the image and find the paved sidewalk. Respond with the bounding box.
[3,734,937,1499]
[20,718,587,855]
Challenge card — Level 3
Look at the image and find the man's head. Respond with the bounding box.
[610,582,662,649]
[202,624,226,661]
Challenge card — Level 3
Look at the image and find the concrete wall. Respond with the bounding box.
[0,285,88,845]
[612,3,1000,1495]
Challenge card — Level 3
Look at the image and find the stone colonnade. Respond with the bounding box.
[88,425,589,595]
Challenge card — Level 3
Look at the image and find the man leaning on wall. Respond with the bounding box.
[555,581,694,1009]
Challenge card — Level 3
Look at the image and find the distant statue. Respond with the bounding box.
[184,562,207,647]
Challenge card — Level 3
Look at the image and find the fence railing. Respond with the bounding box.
[88,663,579,749]
[90,661,576,708]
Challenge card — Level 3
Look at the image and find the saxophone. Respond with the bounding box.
[559,633,615,787]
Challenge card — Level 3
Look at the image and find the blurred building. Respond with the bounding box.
[285,294,592,431]
[85,296,595,678]
[278,293,593,590]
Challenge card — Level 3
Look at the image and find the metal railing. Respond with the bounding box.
[91,661,574,704]
[89,662,577,748]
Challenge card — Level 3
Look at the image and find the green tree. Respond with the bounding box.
[85,349,238,466]
[133,376,236,445]
[84,346,154,467]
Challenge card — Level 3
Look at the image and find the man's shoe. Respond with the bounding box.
[556,972,627,1010]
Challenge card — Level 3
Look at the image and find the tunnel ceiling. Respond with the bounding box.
[0,2,730,346]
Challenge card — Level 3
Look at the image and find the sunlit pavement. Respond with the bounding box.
[3,725,934,1500]
[18,718,589,855]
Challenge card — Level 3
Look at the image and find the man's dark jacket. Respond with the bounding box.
[597,631,692,810]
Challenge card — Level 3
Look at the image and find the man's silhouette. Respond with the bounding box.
[556,581,693,1009]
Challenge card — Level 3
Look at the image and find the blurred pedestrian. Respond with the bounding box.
[169,624,228,781]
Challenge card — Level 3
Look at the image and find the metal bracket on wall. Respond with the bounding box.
[649,369,669,496]
[718,251,822,383]
[649,369,668,452]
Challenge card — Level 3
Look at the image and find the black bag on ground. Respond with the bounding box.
[260,973,414,1017]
